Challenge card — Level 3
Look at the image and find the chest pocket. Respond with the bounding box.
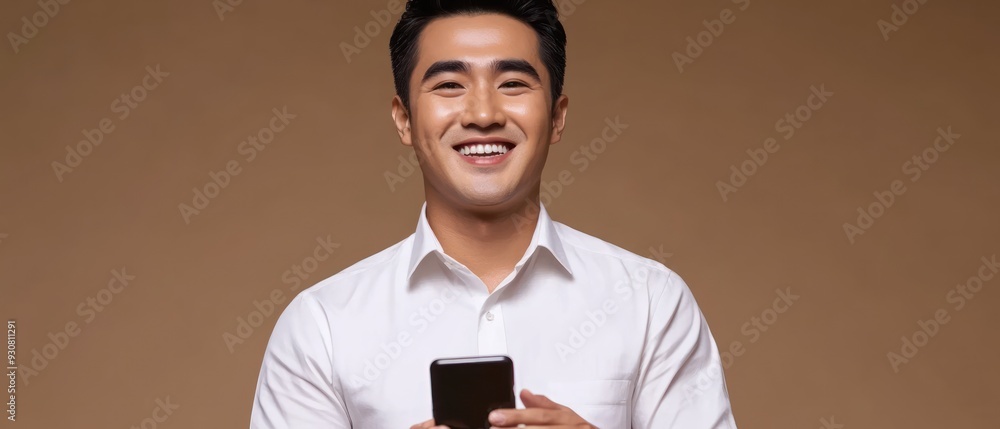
[545,379,631,428]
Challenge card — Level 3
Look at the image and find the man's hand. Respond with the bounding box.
[488,388,598,428]
[410,389,597,429]
[409,418,447,429]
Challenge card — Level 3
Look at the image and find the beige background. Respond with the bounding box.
[2,0,998,427]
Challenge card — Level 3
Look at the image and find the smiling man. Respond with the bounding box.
[249,1,737,428]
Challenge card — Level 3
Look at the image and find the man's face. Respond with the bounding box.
[392,13,568,211]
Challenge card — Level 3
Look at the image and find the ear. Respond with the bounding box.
[391,95,413,147]
[549,94,569,145]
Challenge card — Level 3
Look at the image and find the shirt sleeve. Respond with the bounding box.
[249,291,352,429]
[631,268,738,429]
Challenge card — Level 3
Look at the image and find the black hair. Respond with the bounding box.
[389,0,567,112]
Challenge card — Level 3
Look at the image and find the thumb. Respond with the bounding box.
[520,388,564,409]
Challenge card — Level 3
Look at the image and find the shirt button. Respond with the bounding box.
[485,311,495,321]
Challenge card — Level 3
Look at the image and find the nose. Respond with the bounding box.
[460,84,506,129]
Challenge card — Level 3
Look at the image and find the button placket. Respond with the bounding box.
[477,301,507,355]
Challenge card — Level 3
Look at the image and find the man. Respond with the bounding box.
[250,1,737,428]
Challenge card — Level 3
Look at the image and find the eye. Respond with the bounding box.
[500,81,528,88]
[434,82,463,90]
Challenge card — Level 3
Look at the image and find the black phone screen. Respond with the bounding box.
[430,355,516,429]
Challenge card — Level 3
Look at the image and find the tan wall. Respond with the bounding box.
[1,0,997,427]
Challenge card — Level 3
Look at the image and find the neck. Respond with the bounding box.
[424,188,541,292]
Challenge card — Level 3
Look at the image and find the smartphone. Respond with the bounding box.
[430,355,516,429]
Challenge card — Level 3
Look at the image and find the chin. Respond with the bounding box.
[455,190,519,207]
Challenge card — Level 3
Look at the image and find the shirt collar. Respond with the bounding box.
[405,201,574,281]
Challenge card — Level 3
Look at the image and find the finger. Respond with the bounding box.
[410,418,443,429]
[489,407,569,427]
[489,422,578,429]
[520,388,566,410]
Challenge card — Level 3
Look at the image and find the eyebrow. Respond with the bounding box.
[420,59,541,85]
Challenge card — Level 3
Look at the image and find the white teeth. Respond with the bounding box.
[458,143,511,156]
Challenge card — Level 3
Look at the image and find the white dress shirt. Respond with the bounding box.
[250,201,737,429]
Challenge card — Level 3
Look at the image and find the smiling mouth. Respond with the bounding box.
[453,142,516,157]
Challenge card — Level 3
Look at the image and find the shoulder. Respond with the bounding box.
[554,221,693,302]
[296,234,412,301]
[555,221,677,278]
